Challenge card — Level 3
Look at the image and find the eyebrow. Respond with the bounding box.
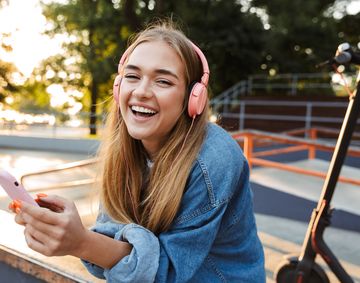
[124,64,179,80]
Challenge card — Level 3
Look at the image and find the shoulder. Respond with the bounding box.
[173,123,249,225]
[192,123,248,201]
[199,122,246,171]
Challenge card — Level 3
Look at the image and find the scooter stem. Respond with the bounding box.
[296,73,360,282]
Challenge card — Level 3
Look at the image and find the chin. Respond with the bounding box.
[126,127,150,140]
[127,131,146,140]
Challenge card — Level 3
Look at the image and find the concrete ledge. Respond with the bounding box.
[0,135,99,154]
[0,246,81,283]
[251,159,360,216]
[0,210,104,283]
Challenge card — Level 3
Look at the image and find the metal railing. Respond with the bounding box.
[232,128,360,186]
[212,99,360,133]
[210,73,334,105]
[17,127,360,192]
[209,72,360,133]
[20,158,98,191]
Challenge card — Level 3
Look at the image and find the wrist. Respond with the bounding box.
[72,228,92,259]
[71,228,132,269]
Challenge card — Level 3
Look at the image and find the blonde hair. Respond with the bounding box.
[98,20,209,234]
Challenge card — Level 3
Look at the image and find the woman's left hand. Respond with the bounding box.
[15,195,87,257]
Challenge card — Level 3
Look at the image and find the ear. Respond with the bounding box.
[113,75,122,104]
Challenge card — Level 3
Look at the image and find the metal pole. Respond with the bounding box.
[305,102,312,137]
[239,102,245,131]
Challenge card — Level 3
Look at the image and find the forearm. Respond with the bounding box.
[75,229,132,269]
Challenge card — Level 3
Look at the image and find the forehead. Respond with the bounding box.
[127,41,185,76]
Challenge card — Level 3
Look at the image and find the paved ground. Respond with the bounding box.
[251,155,360,282]
[253,185,360,282]
[1,148,359,282]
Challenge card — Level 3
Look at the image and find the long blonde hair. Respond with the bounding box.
[98,21,209,234]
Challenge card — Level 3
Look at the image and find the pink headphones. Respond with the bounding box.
[113,41,210,118]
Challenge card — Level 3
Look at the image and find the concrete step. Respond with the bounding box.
[256,214,360,283]
[251,158,360,216]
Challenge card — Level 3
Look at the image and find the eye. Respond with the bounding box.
[156,79,173,86]
[124,74,140,81]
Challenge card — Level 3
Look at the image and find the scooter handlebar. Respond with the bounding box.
[316,43,360,68]
[334,49,360,65]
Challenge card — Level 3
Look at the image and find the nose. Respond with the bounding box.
[132,78,153,99]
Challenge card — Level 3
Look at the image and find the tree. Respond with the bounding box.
[0,61,17,103]
[113,0,267,95]
[335,12,360,47]
[0,32,18,104]
[252,0,342,74]
[39,0,267,133]
[37,0,357,134]
[150,0,268,95]
[40,0,126,134]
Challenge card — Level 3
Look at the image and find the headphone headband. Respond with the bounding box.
[189,42,209,86]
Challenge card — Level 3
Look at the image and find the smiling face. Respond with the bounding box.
[119,40,187,158]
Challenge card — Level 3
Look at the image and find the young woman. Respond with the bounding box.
[10,21,265,282]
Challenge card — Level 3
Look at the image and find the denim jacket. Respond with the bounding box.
[82,123,265,282]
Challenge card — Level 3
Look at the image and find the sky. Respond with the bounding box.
[0,0,63,77]
[0,0,360,77]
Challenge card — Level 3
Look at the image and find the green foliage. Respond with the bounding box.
[0,5,47,111]
[336,12,360,45]
[0,31,17,104]
[149,0,268,95]
[15,80,51,113]
[38,0,268,112]
[39,0,128,133]
[252,0,341,74]
[2,0,358,133]
[0,60,17,102]
[40,0,125,88]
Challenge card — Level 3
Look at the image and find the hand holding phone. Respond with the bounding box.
[0,169,39,207]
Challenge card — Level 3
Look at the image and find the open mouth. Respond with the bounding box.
[131,105,158,117]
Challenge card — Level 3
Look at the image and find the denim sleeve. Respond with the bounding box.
[81,215,160,283]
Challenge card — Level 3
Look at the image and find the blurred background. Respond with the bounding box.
[0,0,359,138]
[1,1,360,281]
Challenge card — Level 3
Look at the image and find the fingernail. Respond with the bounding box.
[13,200,22,209]
[36,193,48,198]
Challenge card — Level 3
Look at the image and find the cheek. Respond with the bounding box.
[118,87,130,113]
[161,93,185,116]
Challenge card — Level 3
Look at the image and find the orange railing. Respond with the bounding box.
[232,128,360,186]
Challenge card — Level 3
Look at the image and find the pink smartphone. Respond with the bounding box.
[0,169,39,207]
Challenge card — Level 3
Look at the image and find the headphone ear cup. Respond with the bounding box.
[188,82,208,118]
[113,75,122,104]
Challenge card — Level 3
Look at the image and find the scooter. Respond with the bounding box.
[275,43,360,283]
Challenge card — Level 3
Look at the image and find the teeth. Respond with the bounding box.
[131,105,157,114]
